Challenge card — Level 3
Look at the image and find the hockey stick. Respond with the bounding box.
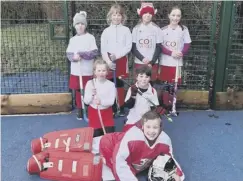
[92,78,106,134]
[78,61,89,123]
[118,76,173,122]
[108,52,120,115]
[170,41,180,117]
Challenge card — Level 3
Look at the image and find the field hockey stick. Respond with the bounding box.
[118,76,173,122]
[170,41,180,117]
[78,60,89,123]
[108,52,120,114]
[92,78,106,134]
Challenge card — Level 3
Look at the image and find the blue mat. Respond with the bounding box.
[1,110,243,181]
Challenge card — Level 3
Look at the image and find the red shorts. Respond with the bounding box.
[88,106,114,129]
[134,64,158,81]
[107,56,128,79]
[158,65,182,84]
[69,74,92,90]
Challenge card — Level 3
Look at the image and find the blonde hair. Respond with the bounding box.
[93,58,109,72]
[106,4,127,25]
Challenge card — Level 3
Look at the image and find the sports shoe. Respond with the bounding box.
[76,109,83,120]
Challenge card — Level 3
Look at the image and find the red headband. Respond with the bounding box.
[139,6,155,17]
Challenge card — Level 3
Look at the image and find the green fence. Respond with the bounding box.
[224,1,243,91]
[1,1,69,94]
[1,1,243,109]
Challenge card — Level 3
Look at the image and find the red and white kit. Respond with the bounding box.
[92,125,185,181]
[66,32,98,109]
[101,24,132,107]
[84,78,116,129]
[123,82,159,132]
[159,25,192,83]
[101,24,132,79]
[132,22,162,81]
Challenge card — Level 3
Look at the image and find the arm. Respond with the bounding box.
[112,134,138,181]
[181,43,190,56]
[100,82,116,107]
[101,29,110,63]
[83,81,94,105]
[78,49,99,60]
[66,52,77,62]
[162,45,172,56]
[182,27,192,56]
[124,88,136,109]
[115,28,132,59]
[131,43,144,62]
[78,35,99,60]
[66,38,78,62]
[150,43,162,65]
[131,27,144,62]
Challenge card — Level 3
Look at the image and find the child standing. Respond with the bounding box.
[84,59,116,137]
[101,4,132,116]
[132,2,162,82]
[123,65,165,132]
[66,11,98,120]
[92,110,184,181]
[159,6,192,84]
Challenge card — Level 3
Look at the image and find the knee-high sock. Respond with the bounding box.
[75,90,82,109]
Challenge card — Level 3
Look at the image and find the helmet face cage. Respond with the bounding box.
[148,156,177,181]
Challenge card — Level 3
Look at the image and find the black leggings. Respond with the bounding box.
[93,126,115,137]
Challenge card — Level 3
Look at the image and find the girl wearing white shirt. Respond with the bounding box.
[159,6,192,84]
[84,59,116,137]
[101,4,132,116]
[66,11,98,120]
[132,2,162,82]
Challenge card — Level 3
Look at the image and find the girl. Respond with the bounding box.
[132,2,162,82]
[101,4,132,117]
[92,110,184,181]
[123,65,165,132]
[66,11,98,120]
[159,6,192,84]
[84,59,116,137]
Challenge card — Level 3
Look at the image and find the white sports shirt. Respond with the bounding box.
[132,22,162,64]
[160,25,192,67]
[66,33,98,76]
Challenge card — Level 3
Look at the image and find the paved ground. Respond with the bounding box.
[1,110,243,181]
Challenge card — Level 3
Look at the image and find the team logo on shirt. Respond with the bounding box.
[139,38,152,48]
[163,41,177,47]
[132,158,154,171]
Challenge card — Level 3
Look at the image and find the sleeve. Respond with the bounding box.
[151,43,162,65]
[152,88,159,106]
[115,28,132,59]
[166,136,185,181]
[78,35,99,60]
[162,45,172,56]
[83,80,94,105]
[132,43,144,62]
[124,88,135,109]
[100,82,116,107]
[112,133,138,181]
[66,38,77,62]
[181,43,191,56]
[101,29,110,63]
[131,27,145,62]
[183,27,192,44]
